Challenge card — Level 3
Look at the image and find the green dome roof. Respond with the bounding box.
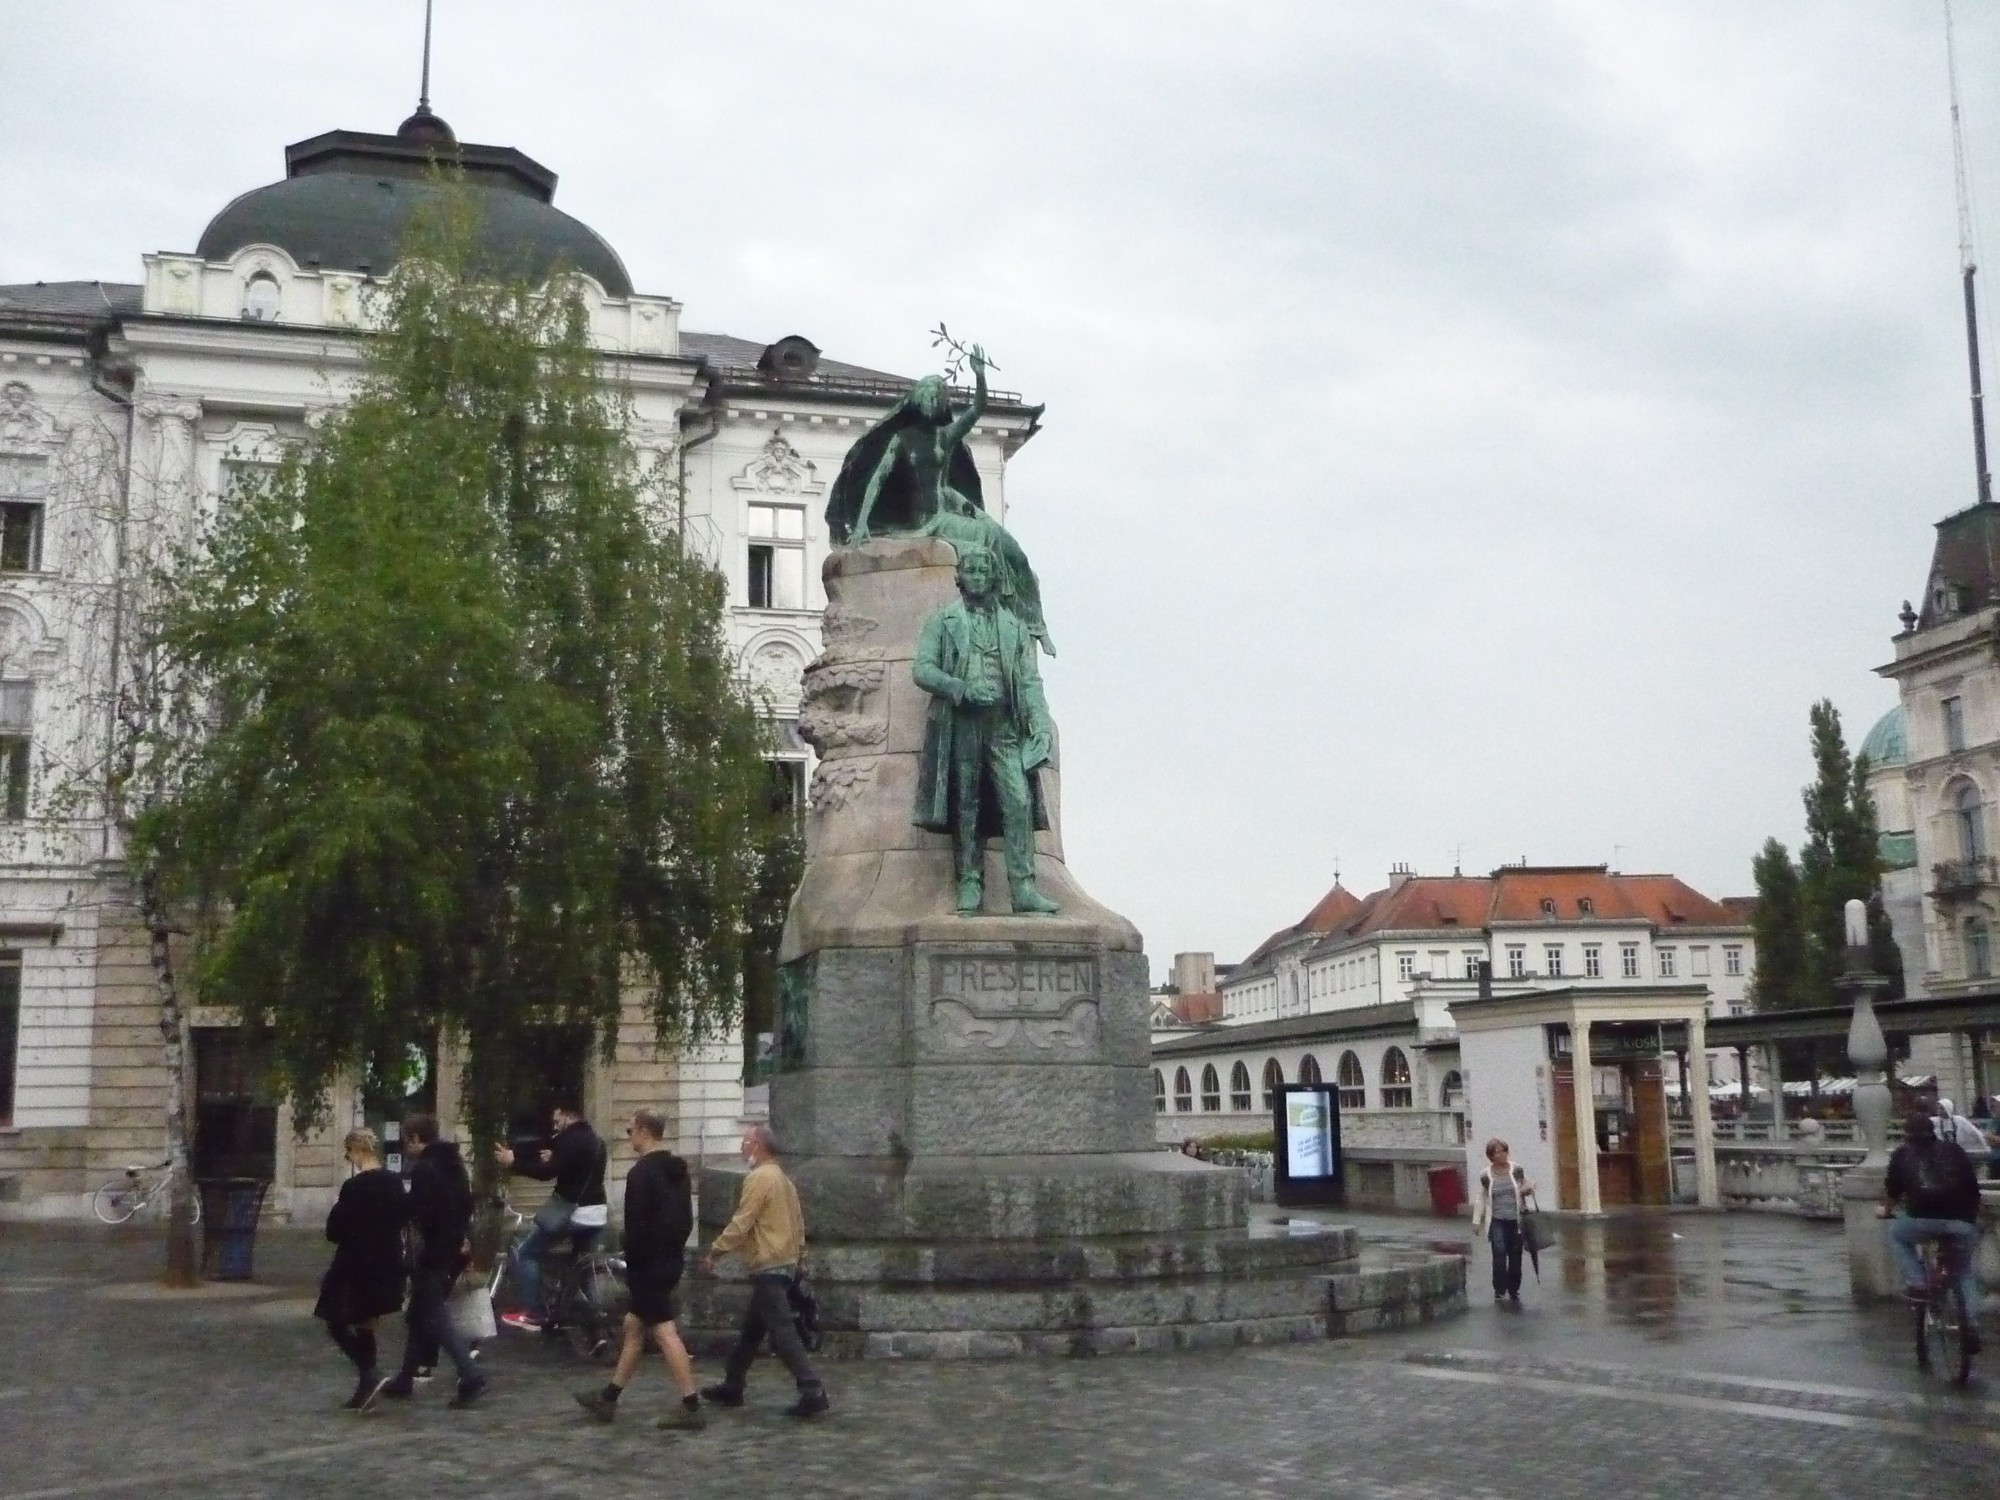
[1860,705,1907,768]
[197,115,632,297]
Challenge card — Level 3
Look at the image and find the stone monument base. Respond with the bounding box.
[679,1181,1373,1357]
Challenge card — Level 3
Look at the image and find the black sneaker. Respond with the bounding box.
[783,1386,830,1419]
[342,1373,378,1411]
[355,1376,398,1414]
[574,1389,618,1423]
[699,1383,745,1408]
[375,1376,415,1401]
[447,1374,490,1409]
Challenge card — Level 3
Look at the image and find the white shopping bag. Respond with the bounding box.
[447,1279,497,1343]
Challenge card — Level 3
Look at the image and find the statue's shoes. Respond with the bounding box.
[1009,883,1060,916]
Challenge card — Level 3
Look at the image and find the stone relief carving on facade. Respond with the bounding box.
[928,997,1100,1052]
[0,382,61,453]
[732,428,822,496]
[745,640,806,704]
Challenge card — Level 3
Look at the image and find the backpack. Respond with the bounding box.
[1907,1140,1967,1218]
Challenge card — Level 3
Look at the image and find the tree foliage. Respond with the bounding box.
[1752,699,1903,1011]
[134,197,787,1142]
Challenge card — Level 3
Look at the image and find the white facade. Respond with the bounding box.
[0,112,1039,1214]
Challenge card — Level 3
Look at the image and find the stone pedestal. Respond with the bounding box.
[683,537,1369,1356]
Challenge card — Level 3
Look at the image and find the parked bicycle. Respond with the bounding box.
[92,1161,202,1225]
[486,1196,627,1362]
[1913,1236,1978,1386]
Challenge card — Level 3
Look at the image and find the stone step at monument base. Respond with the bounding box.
[697,1152,1249,1244]
[677,1228,1468,1360]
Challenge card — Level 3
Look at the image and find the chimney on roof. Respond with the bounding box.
[1388,863,1414,890]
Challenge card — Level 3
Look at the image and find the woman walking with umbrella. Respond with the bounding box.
[1469,1138,1538,1305]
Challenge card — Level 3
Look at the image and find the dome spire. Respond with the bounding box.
[419,0,434,112]
[397,0,456,148]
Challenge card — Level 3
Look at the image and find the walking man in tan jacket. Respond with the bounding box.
[695,1124,828,1418]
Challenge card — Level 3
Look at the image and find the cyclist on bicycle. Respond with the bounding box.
[494,1099,608,1332]
[1879,1112,1983,1355]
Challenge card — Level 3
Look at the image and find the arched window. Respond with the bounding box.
[1968,918,1993,979]
[1336,1051,1365,1110]
[1173,1066,1192,1113]
[1381,1046,1413,1108]
[1261,1057,1283,1110]
[242,273,281,322]
[1200,1064,1221,1111]
[1298,1053,1323,1087]
[1440,1069,1465,1109]
[1229,1061,1252,1111]
[1153,1069,1165,1113]
[1957,781,1987,862]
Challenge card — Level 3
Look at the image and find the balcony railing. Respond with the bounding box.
[1930,855,2000,898]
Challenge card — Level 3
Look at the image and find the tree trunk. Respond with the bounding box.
[144,869,199,1288]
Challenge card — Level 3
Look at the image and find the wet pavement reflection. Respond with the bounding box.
[1306,1206,1980,1396]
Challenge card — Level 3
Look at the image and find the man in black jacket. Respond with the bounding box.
[495,1100,608,1331]
[1880,1112,1984,1354]
[370,1115,488,1408]
[574,1109,705,1429]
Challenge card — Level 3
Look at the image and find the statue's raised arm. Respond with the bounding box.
[942,346,988,452]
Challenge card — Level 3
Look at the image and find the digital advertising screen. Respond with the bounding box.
[1272,1082,1344,1207]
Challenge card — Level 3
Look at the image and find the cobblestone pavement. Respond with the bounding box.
[3,1214,1995,1500]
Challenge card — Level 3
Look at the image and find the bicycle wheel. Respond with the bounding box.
[564,1260,625,1363]
[1928,1284,1976,1386]
[92,1180,139,1224]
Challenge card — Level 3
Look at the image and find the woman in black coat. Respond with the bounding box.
[315,1128,409,1408]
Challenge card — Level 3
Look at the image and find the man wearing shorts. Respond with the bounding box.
[574,1109,705,1429]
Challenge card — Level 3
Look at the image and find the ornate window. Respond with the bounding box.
[1956,781,1987,862]
[0,678,32,821]
[1440,1069,1465,1109]
[1153,1070,1165,1114]
[747,502,807,610]
[1298,1053,1323,1087]
[1380,1047,1413,1109]
[1229,1061,1252,1111]
[1200,1064,1221,1112]
[242,273,281,322]
[0,456,45,573]
[1261,1057,1283,1110]
[1173,1066,1192,1113]
[1335,1050,1364,1110]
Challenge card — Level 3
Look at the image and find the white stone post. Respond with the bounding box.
[1571,1012,1602,1215]
[1687,1012,1719,1208]
[1837,899,1898,1299]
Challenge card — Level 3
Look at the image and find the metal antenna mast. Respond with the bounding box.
[419,0,435,110]
[1946,0,1993,506]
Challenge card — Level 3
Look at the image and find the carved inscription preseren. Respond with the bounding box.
[927,954,1100,1052]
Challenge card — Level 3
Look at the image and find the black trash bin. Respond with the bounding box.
[197,1178,270,1281]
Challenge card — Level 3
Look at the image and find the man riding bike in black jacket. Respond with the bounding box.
[494,1100,607,1332]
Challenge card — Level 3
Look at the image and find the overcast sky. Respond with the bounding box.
[5,2,1997,973]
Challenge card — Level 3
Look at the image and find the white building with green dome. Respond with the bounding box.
[0,104,1043,1216]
